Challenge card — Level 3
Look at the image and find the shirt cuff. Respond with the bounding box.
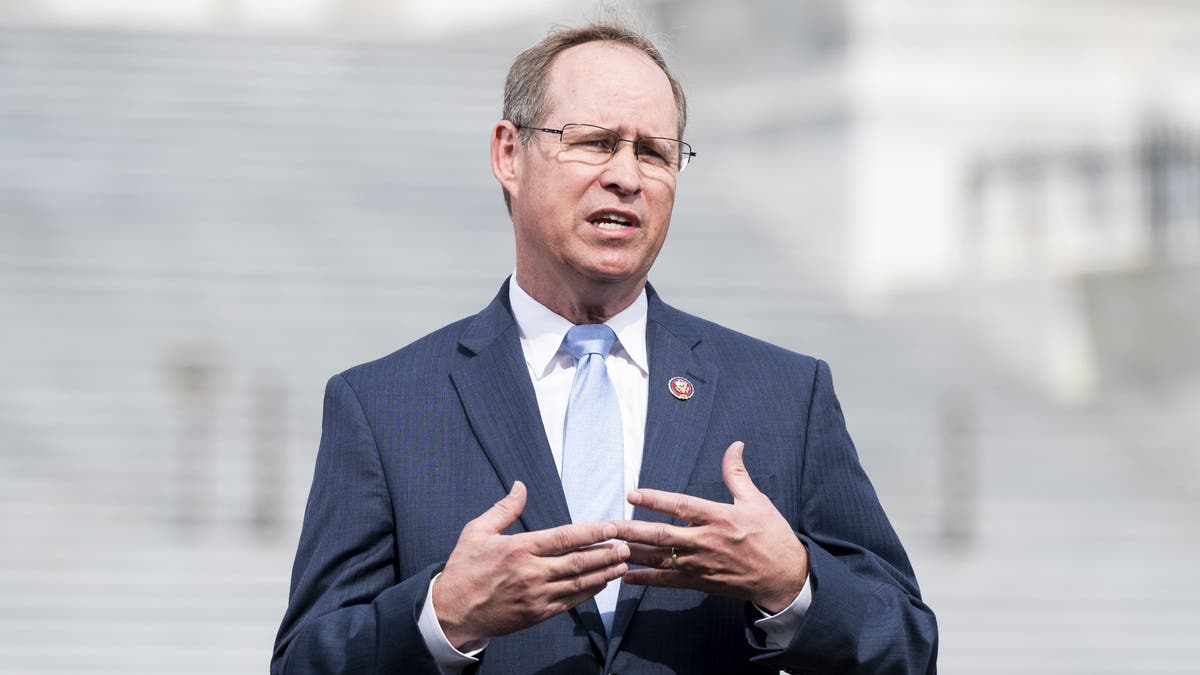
[752,573,813,649]
[417,572,488,674]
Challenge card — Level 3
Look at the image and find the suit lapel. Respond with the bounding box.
[608,289,720,658]
[448,281,609,651]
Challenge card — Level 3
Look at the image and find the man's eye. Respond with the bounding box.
[572,137,615,151]
[638,141,673,166]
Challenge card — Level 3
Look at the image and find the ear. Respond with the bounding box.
[491,121,521,197]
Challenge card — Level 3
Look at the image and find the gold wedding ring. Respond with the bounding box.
[669,546,678,570]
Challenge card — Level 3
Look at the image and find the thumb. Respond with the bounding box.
[721,441,761,502]
[473,480,527,534]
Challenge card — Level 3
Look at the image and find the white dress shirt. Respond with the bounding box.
[417,277,811,672]
[509,276,649,515]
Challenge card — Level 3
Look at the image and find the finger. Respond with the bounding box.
[625,542,675,569]
[523,520,620,556]
[626,488,718,525]
[610,519,694,549]
[468,480,527,535]
[721,441,761,502]
[621,567,691,589]
[544,541,630,582]
[545,560,629,608]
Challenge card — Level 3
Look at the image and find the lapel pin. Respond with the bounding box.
[668,376,694,400]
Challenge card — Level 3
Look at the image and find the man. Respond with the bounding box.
[273,21,937,674]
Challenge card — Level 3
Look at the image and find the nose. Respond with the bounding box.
[599,141,643,195]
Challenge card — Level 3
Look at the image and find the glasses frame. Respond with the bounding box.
[516,123,696,173]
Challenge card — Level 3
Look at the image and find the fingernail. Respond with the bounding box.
[628,490,642,504]
[602,523,617,539]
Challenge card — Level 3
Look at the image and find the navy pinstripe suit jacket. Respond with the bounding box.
[272,280,937,674]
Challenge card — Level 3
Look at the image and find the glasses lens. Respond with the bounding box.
[560,124,620,160]
[636,138,688,172]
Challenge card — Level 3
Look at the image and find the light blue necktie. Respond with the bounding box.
[560,323,624,635]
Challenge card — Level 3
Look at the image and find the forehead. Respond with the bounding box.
[543,41,677,136]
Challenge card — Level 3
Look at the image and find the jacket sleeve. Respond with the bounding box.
[272,374,442,675]
[750,359,939,674]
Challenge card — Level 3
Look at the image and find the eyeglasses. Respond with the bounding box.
[517,123,696,174]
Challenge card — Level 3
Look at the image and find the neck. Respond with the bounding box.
[515,271,644,324]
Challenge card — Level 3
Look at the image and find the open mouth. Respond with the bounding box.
[589,211,638,230]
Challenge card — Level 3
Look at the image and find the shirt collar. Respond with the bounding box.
[509,274,649,380]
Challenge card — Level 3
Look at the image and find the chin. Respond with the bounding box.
[585,256,650,279]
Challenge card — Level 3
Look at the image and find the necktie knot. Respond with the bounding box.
[563,324,617,362]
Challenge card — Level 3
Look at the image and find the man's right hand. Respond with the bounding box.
[432,481,629,649]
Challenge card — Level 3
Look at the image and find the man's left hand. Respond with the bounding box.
[610,441,808,614]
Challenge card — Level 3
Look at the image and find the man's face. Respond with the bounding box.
[498,41,679,307]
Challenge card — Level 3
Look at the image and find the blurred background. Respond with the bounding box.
[1,0,1198,672]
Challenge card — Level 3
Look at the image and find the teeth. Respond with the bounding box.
[592,213,631,229]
